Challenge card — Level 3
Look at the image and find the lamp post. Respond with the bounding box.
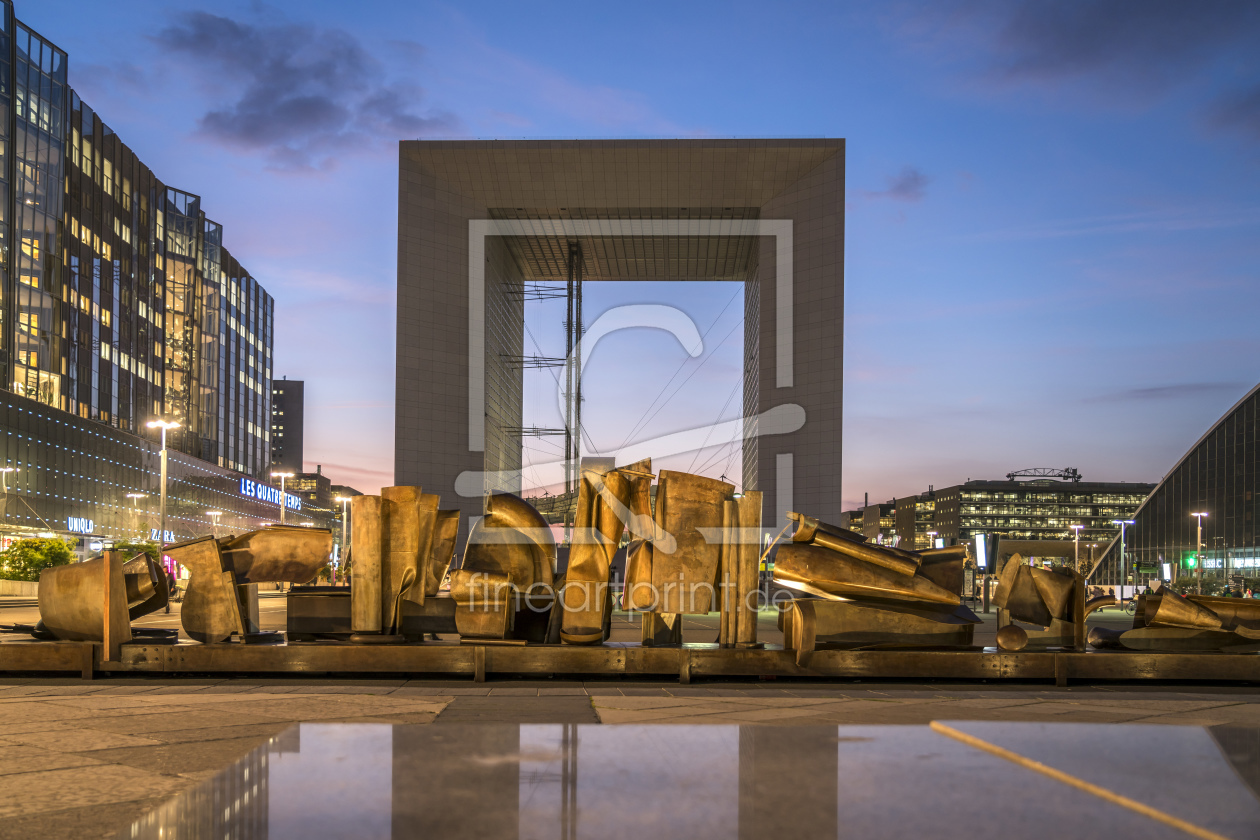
[0,466,16,495]
[270,472,294,525]
[1112,519,1136,591]
[1070,524,1084,574]
[335,495,352,556]
[207,510,222,538]
[1191,512,1208,595]
[146,420,180,549]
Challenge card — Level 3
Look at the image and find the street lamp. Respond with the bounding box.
[146,420,180,549]
[0,467,16,495]
[926,530,937,550]
[1070,524,1084,574]
[270,472,295,525]
[335,495,352,554]
[1112,519,1136,590]
[207,510,222,537]
[1191,512,1208,595]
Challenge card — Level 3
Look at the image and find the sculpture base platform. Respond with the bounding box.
[1,638,1258,686]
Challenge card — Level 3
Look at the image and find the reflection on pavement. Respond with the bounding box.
[129,721,1260,840]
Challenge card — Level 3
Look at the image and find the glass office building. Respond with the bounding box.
[0,1,295,548]
[1093,382,1260,587]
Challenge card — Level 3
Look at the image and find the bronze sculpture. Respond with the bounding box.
[33,550,167,658]
[165,526,333,643]
[775,512,980,663]
[1088,586,1260,651]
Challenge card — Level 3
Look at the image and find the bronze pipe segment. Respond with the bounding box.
[787,511,868,546]
[774,543,960,606]
[1082,594,1118,619]
[919,545,967,561]
[803,531,920,578]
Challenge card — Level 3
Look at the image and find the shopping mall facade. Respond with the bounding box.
[0,1,327,553]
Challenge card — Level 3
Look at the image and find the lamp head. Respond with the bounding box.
[146,420,180,430]
[270,471,295,479]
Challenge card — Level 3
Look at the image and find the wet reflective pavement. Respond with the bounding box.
[129,721,1260,839]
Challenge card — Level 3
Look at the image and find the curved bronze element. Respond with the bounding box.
[1028,568,1075,621]
[621,462,656,611]
[790,522,919,578]
[1146,588,1223,630]
[992,555,1053,627]
[460,491,556,591]
[996,624,1028,651]
[122,554,170,620]
[221,526,334,584]
[167,536,244,644]
[651,470,734,614]
[917,549,967,595]
[170,527,333,644]
[37,553,133,645]
[562,467,633,644]
[774,543,960,606]
[1184,594,1260,635]
[788,512,867,546]
[1082,594,1118,619]
[426,510,460,597]
[1087,625,1125,649]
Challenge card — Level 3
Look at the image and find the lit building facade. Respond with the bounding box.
[1,2,273,476]
[1093,383,1260,587]
[270,377,303,473]
[0,1,291,549]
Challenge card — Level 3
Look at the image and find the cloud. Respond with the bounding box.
[894,1,1260,141]
[154,12,459,172]
[985,0,1260,90]
[1209,83,1260,143]
[1083,383,1248,404]
[862,166,929,202]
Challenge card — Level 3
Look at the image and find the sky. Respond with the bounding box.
[22,0,1260,507]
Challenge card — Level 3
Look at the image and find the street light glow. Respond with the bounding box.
[146,419,180,430]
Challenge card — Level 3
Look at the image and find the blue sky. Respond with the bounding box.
[24,1,1260,505]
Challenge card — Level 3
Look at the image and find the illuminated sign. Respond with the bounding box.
[150,529,176,543]
[974,534,988,568]
[67,516,94,534]
[239,478,301,511]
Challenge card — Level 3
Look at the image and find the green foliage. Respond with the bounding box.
[0,537,76,581]
[113,540,161,563]
[316,564,332,583]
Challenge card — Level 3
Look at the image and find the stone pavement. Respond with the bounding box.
[2,674,1259,839]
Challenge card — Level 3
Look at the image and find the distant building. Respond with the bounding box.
[330,484,363,500]
[289,465,332,510]
[862,503,897,544]
[930,477,1152,547]
[270,378,304,474]
[0,1,300,549]
[857,472,1153,559]
[1093,382,1260,587]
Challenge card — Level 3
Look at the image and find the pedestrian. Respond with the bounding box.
[164,566,177,613]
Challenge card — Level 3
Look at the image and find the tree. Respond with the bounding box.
[0,538,76,582]
[113,540,161,564]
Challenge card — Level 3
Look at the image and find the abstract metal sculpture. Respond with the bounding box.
[991,553,1088,651]
[451,491,556,640]
[34,550,167,658]
[1088,586,1260,652]
[166,526,332,643]
[350,487,454,641]
[775,513,980,662]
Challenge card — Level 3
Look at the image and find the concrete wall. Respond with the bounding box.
[396,139,845,536]
[0,579,38,596]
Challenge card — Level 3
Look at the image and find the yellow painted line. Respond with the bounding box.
[930,721,1233,840]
